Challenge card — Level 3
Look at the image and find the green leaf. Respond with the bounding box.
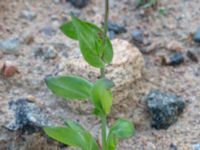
[71,16,104,68]
[64,119,85,131]
[107,119,135,149]
[44,127,100,150]
[45,75,93,100]
[91,79,113,115]
[60,22,77,40]
[60,16,113,68]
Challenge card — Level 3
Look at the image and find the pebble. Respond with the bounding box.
[26,95,36,103]
[109,31,115,40]
[192,144,200,150]
[108,22,127,34]
[0,38,20,54]
[53,0,60,4]
[33,44,57,59]
[20,10,37,21]
[131,29,144,44]
[146,89,185,129]
[170,143,178,150]
[193,27,200,43]
[166,41,183,52]
[0,61,18,77]
[187,50,198,62]
[68,0,89,8]
[43,46,58,59]
[162,52,184,66]
[23,32,34,45]
[40,26,56,37]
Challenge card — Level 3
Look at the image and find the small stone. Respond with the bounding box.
[146,89,185,129]
[187,50,198,62]
[192,144,200,150]
[166,41,183,52]
[53,0,60,4]
[131,29,144,44]
[23,32,34,45]
[108,22,127,34]
[170,143,177,150]
[33,44,57,59]
[43,46,58,59]
[40,26,56,37]
[68,0,89,8]
[5,99,52,132]
[162,52,184,66]
[26,95,36,103]
[0,38,20,54]
[20,10,37,21]
[193,27,200,43]
[109,31,115,40]
[1,61,18,77]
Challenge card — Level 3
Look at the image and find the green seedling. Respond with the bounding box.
[44,0,134,149]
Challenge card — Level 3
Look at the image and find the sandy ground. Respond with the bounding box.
[0,0,200,150]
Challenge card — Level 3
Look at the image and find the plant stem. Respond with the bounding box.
[103,0,109,45]
[100,68,105,78]
[101,115,107,150]
[100,1,109,149]
[100,0,109,79]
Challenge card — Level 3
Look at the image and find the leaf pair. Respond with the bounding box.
[107,119,135,150]
[44,120,100,150]
[60,16,113,68]
[45,75,113,115]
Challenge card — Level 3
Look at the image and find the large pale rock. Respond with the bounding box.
[60,39,144,104]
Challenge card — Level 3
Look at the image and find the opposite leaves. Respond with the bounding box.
[60,16,113,68]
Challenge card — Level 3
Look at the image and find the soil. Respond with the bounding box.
[0,0,200,150]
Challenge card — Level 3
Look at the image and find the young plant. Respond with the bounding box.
[44,0,134,149]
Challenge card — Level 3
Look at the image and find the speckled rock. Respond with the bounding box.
[59,39,144,104]
[5,99,52,132]
[146,89,185,129]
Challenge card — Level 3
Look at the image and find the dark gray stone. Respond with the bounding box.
[108,22,127,34]
[169,52,184,65]
[5,99,51,133]
[131,29,144,43]
[193,27,200,43]
[0,38,20,54]
[69,0,89,8]
[146,89,185,129]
